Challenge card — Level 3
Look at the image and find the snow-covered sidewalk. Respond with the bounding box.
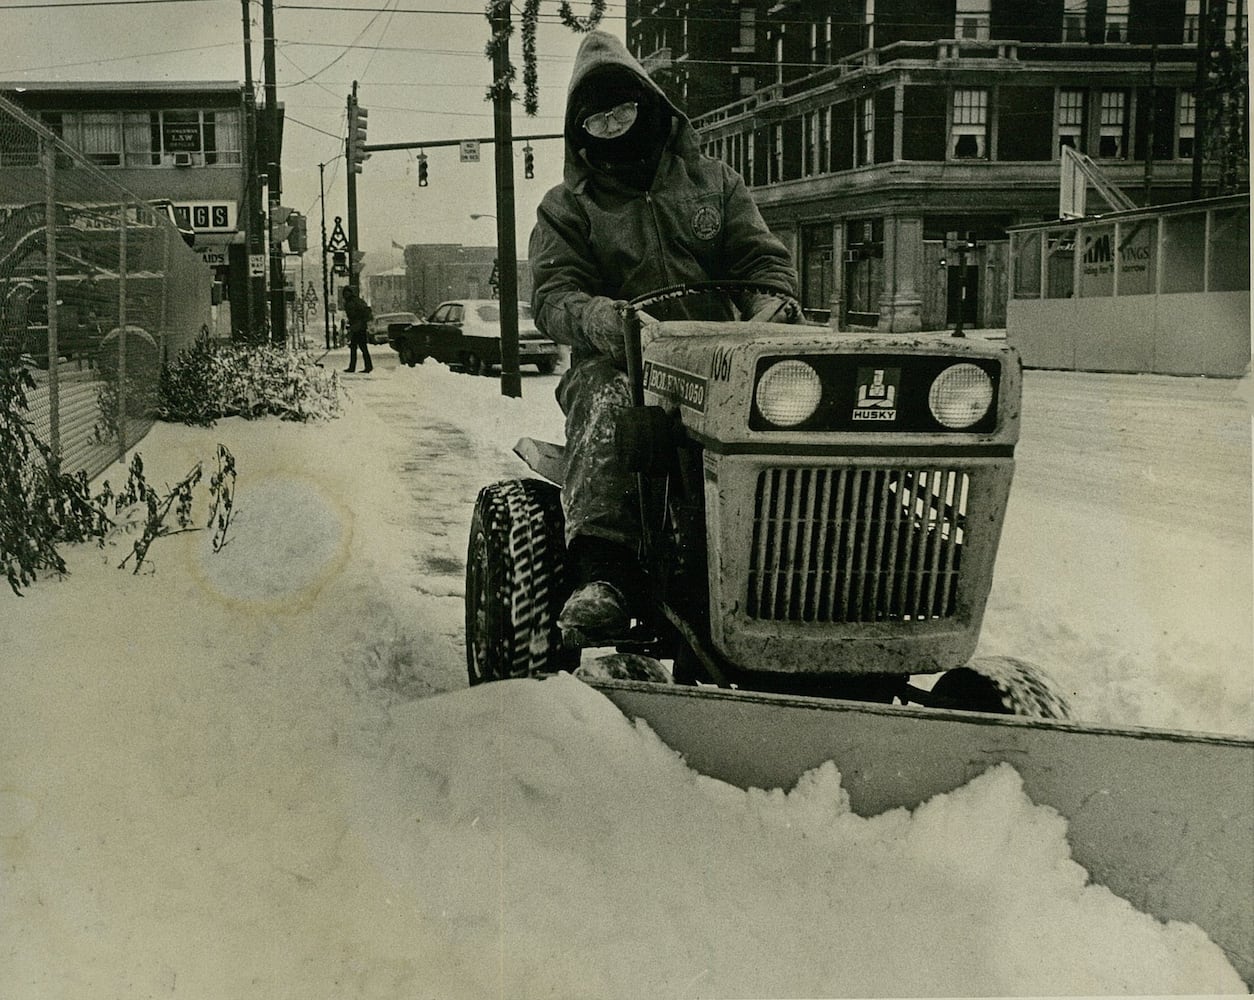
[0,354,1248,997]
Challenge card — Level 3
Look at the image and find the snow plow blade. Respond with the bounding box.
[587,679,1254,983]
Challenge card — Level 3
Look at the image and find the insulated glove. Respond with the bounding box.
[749,295,802,323]
[582,296,629,361]
[746,293,802,324]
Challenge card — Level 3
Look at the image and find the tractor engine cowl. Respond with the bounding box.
[639,322,1022,678]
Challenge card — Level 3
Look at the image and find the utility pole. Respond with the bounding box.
[1143,42,1157,204]
[346,81,366,292]
[320,161,331,350]
[489,0,522,399]
[262,0,286,345]
[240,0,264,341]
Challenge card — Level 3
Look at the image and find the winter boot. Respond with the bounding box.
[558,536,642,643]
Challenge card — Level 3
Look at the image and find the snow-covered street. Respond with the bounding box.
[1,346,1249,997]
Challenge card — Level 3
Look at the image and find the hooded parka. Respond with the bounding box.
[529,30,798,553]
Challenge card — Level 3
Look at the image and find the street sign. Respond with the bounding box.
[459,139,481,163]
[249,254,266,277]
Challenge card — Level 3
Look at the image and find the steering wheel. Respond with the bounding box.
[627,279,799,315]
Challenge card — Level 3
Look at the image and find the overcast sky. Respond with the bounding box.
[0,0,627,268]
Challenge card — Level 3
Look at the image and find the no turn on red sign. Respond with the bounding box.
[458,140,481,163]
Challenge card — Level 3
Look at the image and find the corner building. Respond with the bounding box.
[626,0,1247,331]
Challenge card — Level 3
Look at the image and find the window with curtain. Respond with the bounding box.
[951,88,988,158]
[123,112,153,166]
[1098,90,1127,158]
[1177,90,1195,158]
[1105,0,1130,40]
[80,113,122,165]
[1058,88,1086,152]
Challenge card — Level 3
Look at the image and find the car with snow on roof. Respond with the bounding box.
[388,298,561,375]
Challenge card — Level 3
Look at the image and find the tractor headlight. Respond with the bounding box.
[755,360,822,427]
[928,363,994,429]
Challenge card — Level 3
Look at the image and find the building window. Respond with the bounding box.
[46,112,122,166]
[956,0,990,40]
[1184,0,1200,41]
[1098,90,1127,158]
[804,110,817,175]
[44,108,243,168]
[1105,0,1129,41]
[738,7,755,49]
[1063,0,1087,41]
[1177,90,1196,158]
[738,72,756,97]
[951,88,988,158]
[819,105,830,172]
[858,95,874,165]
[1183,0,1247,45]
[1058,88,1086,152]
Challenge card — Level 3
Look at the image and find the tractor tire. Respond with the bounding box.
[465,479,577,685]
[931,656,1072,720]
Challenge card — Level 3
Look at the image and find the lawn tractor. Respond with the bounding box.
[465,281,1068,717]
[463,281,1253,983]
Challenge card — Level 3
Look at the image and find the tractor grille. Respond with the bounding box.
[747,466,968,623]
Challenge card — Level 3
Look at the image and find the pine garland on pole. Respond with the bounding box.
[485,0,606,116]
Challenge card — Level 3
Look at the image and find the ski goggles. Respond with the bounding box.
[583,101,638,138]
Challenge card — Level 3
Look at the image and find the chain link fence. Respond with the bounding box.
[1,92,212,482]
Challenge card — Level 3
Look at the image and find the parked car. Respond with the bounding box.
[388,299,561,375]
[369,311,420,345]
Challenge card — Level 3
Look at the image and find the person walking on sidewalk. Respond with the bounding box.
[529,29,799,642]
[342,286,373,373]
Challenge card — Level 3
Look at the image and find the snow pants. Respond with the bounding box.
[555,355,638,548]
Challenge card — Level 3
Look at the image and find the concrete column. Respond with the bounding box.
[878,214,924,332]
[830,219,845,330]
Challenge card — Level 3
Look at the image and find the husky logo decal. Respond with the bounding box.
[691,205,721,240]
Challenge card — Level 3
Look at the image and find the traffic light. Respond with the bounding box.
[417,151,429,187]
[271,205,296,247]
[523,143,534,180]
[287,212,308,254]
[347,101,370,173]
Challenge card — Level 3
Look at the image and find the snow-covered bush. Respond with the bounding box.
[0,359,110,595]
[158,334,342,426]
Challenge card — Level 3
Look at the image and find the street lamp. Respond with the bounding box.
[469,213,496,221]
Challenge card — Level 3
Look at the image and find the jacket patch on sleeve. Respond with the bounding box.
[691,205,722,241]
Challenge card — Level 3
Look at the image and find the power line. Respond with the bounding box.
[0,0,221,8]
